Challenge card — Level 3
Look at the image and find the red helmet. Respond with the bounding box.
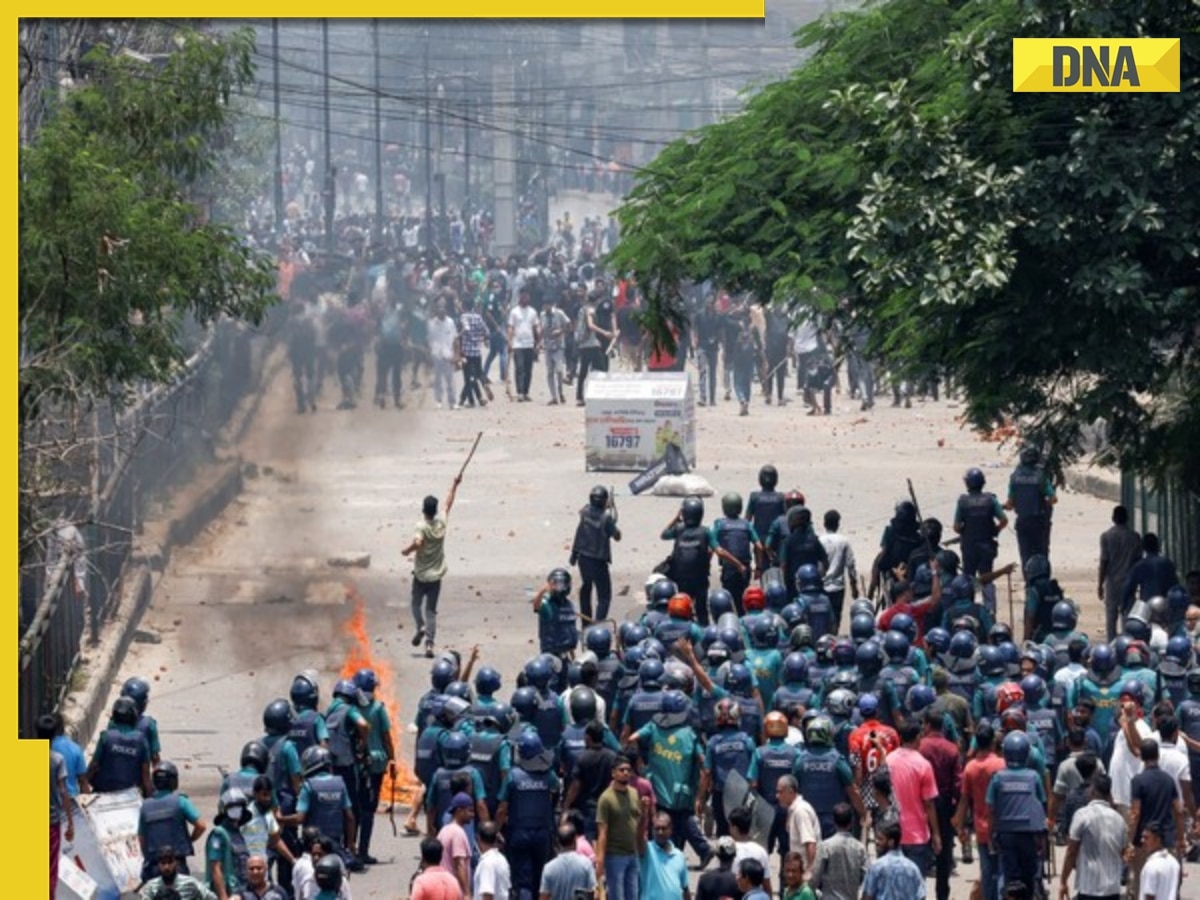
[1000,707,1028,734]
[764,711,789,738]
[785,490,806,507]
[667,593,694,621]
[743,586,766,611]
[995,682,1025,715]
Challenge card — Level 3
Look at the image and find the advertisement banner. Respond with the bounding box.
[584,372,696,472]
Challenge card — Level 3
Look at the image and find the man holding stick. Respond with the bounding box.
[403,433,480,658]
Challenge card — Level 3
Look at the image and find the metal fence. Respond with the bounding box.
[17,321,258,739]
[1121,471,1200,578]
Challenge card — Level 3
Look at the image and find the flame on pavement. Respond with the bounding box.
[339,584,420,807]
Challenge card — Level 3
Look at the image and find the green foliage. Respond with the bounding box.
[19,27,276,424]
[611,0,1200,492]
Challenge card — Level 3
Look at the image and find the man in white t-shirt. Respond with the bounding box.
[1110,690,1153,816]
[728,805,772,896]
[507,289,540,402]
[474,822,511,900]
[1137,823,1180,900]
[427,297,459,409]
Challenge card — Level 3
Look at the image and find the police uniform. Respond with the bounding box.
[571,502,619,622]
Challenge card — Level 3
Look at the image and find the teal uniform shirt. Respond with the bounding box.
[426,766,488,811]
[632,721,704,811]
[1068,677,1121,736]
[296,777,353,815]
[497,767,561,802]
[744,647,783,709]
[1121,666,1161,704]
[262,734,303,785]
[205,824,246,894]
[138,715,162,758]
[138,789,202,843]
[363,698,393,775]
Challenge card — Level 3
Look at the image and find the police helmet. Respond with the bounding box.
[925,627,952,656]
[240,740,270,774]
[717,626,745,659]
[589,485,609,508]
[1167,585,1190,615]
[1165,635,1192,666]
[649,579,677,610]
[639,658,666,689]
[805,715,834,747]
[663,661,695,696]
[111,696,140,727]
[815,634,838,664]
[585,627,613,657]
[619,622,649,651]
[445,681,474,703]
[681,497,705,527]
[715,697,742,727]
[1019,446,1041,467]
[765,581,790,613]
[948,574,975,603]
[511,686,539,722]
[548,567,572,596]
[850,613,877,645]
[262,698,294,736]
[891,612,919,643]
[218,787,253,825]
[764,711,789,739]
[963,468,986,491]
[1023,554,1051,582]
[830,669,860,694]
[708,588,735,620]
[639,638,667,662]
[439,697,471,728]
[833,639,857,668]
[1019,674,1046,708]
[354,668,378,694]
[948,630,978,660]
[1089,643,1116,676]
[300,746,333,777]
[988,622,1014,646]
[120,677,151,714]
[826,688,858,718]
[883,631,910,663]
[721,492,744,518]
[524,657,553,691]
[849,598,875,620]
[290,673,320,709]
[953,615,982,636]
[750,617,778,650]
[475,666,502,697]
[790,624,815,652]
[705,643,731,668]
[935,549,961,575]
[857,693,880,719]
[998,641,1020,671]
[856,640,883,676]
[1051,601,1077,631]
[796,564,822,592]
[1124,616,1151,642]
[314,854,344,892]
[657,690,691,728]
[333,678,361,704]
[1111,635,1132,662]
[152,760,179,792]
[440,731,471,767]
[568,686,598,724]
[758,465,779,490]
[431,659,457,692]
[643,573,669,604]
[894,500,917,522]
[779,603,805,632]
[1002,730,1031,766]
[516,731,547,763]
[726,664,754,695]
[912,565,934,598]
[1147,594,1169,623]
[905,684,936,714]
[1118,679,1146,706]
[743,585,766,612]
[783,652,809,685]
[667,593,694,621]
[978,645,1006,677]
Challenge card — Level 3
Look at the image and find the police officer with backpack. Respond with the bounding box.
[324,680,370,861]
[747,465,786,556]
[1005,446,1057,571]
[570,486,622,622]
[138,760,207,881]
[296,746,359,871]
[712,492,764,617]
[954,467,1008,615]
[87,697,152,797]
[662,497,715,618]
[498,732,561,900]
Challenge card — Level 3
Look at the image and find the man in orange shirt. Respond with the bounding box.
[412,838,465,900]
[847,694,900,832]
[953,722,1005,900]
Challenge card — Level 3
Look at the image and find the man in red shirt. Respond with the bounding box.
[918,710,962,900]
[953,722,1005,900]
[877,568,942,645]
[847,694,901,828]
[885,719,940,878]
[412,837,465,900]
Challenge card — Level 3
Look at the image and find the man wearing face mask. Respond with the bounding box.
[205,787,254,900]
[140,849,217,900]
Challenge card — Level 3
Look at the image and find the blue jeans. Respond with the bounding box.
[666,807,711,860]
[979,848,1000,900]
[605,854,640,900]
[901,843,933,877]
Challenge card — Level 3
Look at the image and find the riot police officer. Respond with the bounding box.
[570,486,622,622]
[524,657,567,751]
[206,787,254,900]
[954,467,1008,615]
[354,668,394,865]
[699,698,758,837]
[712,492,763,614]
[1005,446,1057,570]
[138,760,206,881]
[425,731,487,833]
[497,732,561,900]
[325,679,370,864]
[987,731,1046,895]
[747,465,786,550]
[583,625,623,711]
[87,697,152,797]
[289,672,329,756]
[532,569,580,684]
[120,676,162,766]
[662,497,714,618]
[296,746,358,871]
[755,712,801,856]
[794,715,859,838]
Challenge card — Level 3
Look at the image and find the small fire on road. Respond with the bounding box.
[338,585,420,808]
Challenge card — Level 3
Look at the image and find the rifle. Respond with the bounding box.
[906,477,937,565]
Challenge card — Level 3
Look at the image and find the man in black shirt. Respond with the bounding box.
[562,721,618,840]
[696,836,739,900]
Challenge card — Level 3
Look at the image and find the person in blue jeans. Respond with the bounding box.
[596,758,644,900]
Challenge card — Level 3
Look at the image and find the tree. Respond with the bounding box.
[610,0,1200,492]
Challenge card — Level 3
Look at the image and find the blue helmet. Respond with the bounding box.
[1118,679,1146,706]
[440,731,471,767]
[997,641,1019,670]
[948,575,975,603]
[750,617,779,649]
[1165,635,1193,666]
[890,612,917,643]
[949,630,978,660]
[262,699,294,736]
[650,579,677,610]
[796,564,822,591]
[639,658,665,689]
[964,468,986,491]
[765,579,790,611]
[856,640,883,676]
[857,693,880,719]
[783,652,809,685]
[925,627,951,655]
[657,690,691,728]
[511,686,539,722]
[1124,617,1151,642]
[524,657,552,690]
[516,731,546,762]
[619,621,649,649]
[906,684,936,713]
[717,626,745,659]
[833,638,857,668]
[1051,601,1078,631]
[623,645,647,673]
[883,631,910,663]
[1089,644,1117,676]
[700,625,719,654]
[290,674,320,709]
[1019,674,1046,708]
[851,613,877,644]
[978,645,1005,677]
[354,668,378,694]
[475,666,502,697]
[708,588,735,620]
[121,677,151,714]
[911,565,934,597]
[585,626,613,657]
[445,681,473,703]
[431,659,457,692]
[1023,554,1051,582]
[727,663,754,695]
[1002,730,1031,767]
[640,638,667,661]
[333,679,362,704]
[789,624,815,651]
[779,603,805,631]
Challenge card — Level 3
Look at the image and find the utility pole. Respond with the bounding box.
[464,97,472,256]
[372,19,384,241]
[492,46,516,255]
[322,19,334,253]
[423,36,433,256]
[272,19,284,234]
[437,82,447,252]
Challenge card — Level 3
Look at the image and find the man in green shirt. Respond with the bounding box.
[403,475,460,658]
[596,758,647,900]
